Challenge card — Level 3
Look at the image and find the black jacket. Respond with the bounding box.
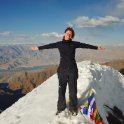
[38,40,98,71]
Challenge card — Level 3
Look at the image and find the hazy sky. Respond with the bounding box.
[0,0,124,45]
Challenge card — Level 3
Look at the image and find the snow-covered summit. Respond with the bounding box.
[0,61,124,124]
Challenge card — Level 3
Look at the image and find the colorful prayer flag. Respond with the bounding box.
[80,89,104,124]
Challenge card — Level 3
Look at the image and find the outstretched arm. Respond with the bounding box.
[76,42,105,50]
[31,42,59,51]
[76,42,98,49]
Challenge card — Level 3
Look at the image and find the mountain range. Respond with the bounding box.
[0,44,124,70]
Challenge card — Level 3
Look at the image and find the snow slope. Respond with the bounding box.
[0,61,124,124]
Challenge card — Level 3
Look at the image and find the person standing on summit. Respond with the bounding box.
[31,27,104,116]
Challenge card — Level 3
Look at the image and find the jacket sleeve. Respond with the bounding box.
[38,42,59,50]
[76,42,98,50]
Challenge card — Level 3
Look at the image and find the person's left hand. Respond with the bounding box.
[97,46,105,50]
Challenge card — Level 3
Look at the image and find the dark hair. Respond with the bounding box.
[64,27,75,39]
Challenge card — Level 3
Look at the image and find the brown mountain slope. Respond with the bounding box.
[0,66,58,94]
[102,60,124,75]
[0,60,124,94]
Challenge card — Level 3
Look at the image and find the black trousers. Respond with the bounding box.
[57,68,78,111]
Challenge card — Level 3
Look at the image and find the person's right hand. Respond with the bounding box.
[31,46,39,51]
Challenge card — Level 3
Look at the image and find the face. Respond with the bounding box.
[64,30,73,41]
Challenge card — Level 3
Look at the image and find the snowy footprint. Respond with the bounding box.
[49,109,84,124]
